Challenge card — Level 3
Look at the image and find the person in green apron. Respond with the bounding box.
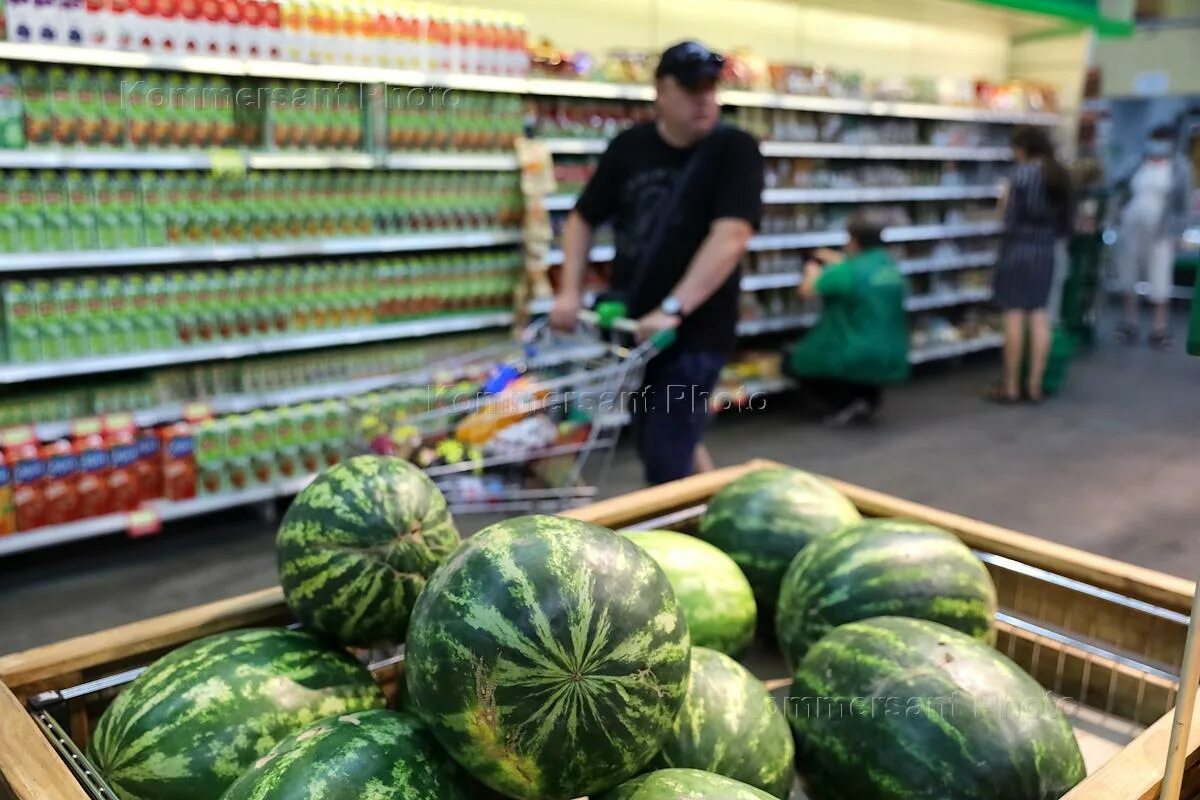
[785,212,910,426]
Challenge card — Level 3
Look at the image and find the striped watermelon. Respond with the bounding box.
[277,455,461,647]
[789,616,1086,800]
[775,518,997,671]
[698,468,861,618]
[89,628,386,800]
[405,515,691,800]
[623,530,756,657]
[220,709,492,800]
[597,768,779,800]
[652,647,794,799]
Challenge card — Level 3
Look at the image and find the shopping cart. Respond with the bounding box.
[349,303,673,515]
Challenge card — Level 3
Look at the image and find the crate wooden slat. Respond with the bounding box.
[1,457,1198,800]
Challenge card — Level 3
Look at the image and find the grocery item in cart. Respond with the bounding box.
[480,412,557,458]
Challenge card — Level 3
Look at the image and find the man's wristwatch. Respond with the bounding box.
[660,296,684,317]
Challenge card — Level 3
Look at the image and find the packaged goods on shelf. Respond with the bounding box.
[0,416,195,533]
[531,97,651,140]
[0,251,522,365]
[0,168,521,253]
[386,89,522,153]
[5,0,530,75]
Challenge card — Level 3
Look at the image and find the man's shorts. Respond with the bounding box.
[630,348,727,486]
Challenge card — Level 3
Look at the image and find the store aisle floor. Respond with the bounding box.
[2,321,1197,653]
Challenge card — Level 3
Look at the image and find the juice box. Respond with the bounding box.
[162,172,189,244]
[295,402,321,445]
[248,408,277,455]
[79,279,111,354]
[319,399,346,442]
[101,275,134,353]
[265,265,288,334]
[0,455,15,536]
[169,270,199,344]
[297,442,322,475]
[0,65,26,150]
[183,173,210,243]
[141,273,174,349]
[55,278,90,358]
[275,404,301,448]
[194,416,226,466]
[31,279,64,362]
[249,452,274,486]
[139,170,169,247]
[2,282,41,363]
[72,67,103,147]
[160,421,197,500]
[13,170,45,252]
[124,69,152,148]
[39,171,71,252]
[0,172,17,254]
[226,457,252,493]
[276,446,300,480]
[95,69,124,148]
[197,460,224,496]
[225,413,253,459]
[212,269,238,339]
[191,269,217,341]
[18,65,49,146]
[66,170,97,251]
[48,67,77,146]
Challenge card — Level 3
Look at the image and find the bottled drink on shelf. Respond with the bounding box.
[261,0,280,57]
[237,0,264,58]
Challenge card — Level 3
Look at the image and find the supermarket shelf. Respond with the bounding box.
[710,376,795,412]
[905,287,993,312]
[882,221,1004,242]
[719,88,1059,125]
[748,231,851,251]
[762,185,1002,204]
[758,142,1014,161]
[737,313,817,336]
[0,148,519,171]
[0,43,1059,126]
[0,230,524,273]
[0,475,318,558]
[0,312,515,385]
[901,251,997,275]
[542,185,1002,211]
[909,333,1005,365]
[550,138,1016,161]
[542,138,609,155]
[550,223,1001,264]
[545,244,616,266]
[542,194,578,212]
[383,152,520,171]
[740,272,804,291]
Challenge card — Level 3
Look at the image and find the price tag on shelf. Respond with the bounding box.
[0,425,35,448]
[208,149,248,177]
[104,412,135,432]
[127,508,163,539]
[70,417,103,437]
[183,402,215,423]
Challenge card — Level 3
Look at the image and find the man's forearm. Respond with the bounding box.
[559,211,594,297]
[669,220,753,314]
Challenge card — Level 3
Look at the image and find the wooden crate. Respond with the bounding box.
[0,459,1195,800]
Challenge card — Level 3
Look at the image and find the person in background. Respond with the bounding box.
[1115,124,1194,350]
[988,126,1072,404]
[549,40,764,485]
[785,211,909,426]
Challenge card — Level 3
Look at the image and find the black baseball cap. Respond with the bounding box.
[655,40,725,89]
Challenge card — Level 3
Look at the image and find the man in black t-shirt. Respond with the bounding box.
[549,40,764,485]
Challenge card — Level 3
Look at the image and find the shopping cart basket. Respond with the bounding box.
[348,303,674,515]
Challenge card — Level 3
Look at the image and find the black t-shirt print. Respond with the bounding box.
[574,122,764,354]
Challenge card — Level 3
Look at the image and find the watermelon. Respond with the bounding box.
[652,647,793,799]
[405,514,691,800]
[622,530,756,656]
[697,467,860,617]
[775,518,997,671]
[220,709,491,800]
[89,628,386,800]
[277,455,461,647]
[789,616,1086,800]
[597,768,779,800]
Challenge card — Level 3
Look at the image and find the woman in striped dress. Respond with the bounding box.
[988,126,1072,404]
